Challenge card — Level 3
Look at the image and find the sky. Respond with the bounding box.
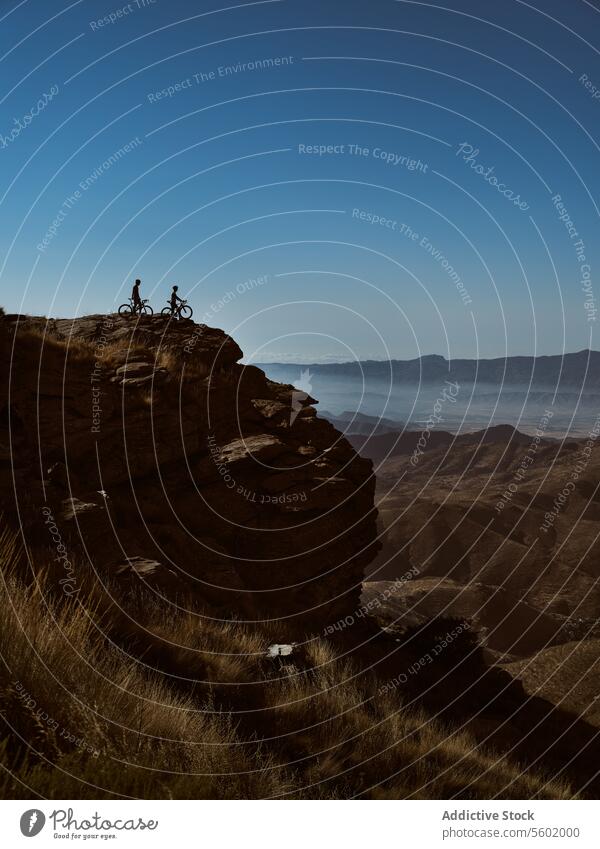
[0,0,599,362]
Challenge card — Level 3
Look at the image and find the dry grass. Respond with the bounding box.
[11,327,93,367]
[155,347,211,381]
[0,527,573,799]
[155,349,180,373]
[0,528,287,799]
[10,321,208,388]
[13,323,153,371]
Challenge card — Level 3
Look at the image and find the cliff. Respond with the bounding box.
[0,313,378,631]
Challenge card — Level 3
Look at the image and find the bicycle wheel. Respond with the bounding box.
[161,307,173,316]
[179,305,193,319]
[141,305,154,316]
[118,303,132,315]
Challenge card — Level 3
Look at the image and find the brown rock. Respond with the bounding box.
[1,313,379,632]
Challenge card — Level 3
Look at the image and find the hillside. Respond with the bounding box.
[362,422,600,631]
[503,640,600,727]
[348,423,539,465]
[1,312,599,799]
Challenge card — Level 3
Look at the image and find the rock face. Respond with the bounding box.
[0,313,378,631]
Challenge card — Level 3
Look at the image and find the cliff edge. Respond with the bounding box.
[0,313,379,631]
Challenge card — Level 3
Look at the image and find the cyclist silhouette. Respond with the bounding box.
[169,285,183,313]
[161,287,193,320]
[131,279,142,313]
[118,280,153,316]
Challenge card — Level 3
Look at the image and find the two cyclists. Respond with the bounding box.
[118,281,193,319]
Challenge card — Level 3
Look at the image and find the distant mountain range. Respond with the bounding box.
[260,349,600,387]
[319,410,406,436]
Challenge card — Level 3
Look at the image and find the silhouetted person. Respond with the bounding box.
[170,285,183,315]
[132,279,142,313]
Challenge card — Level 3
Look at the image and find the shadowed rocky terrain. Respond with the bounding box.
[0,312,377,630]
[355,421,600,719]
[1,312,600,799]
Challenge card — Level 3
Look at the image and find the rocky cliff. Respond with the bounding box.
[0,313,378,631]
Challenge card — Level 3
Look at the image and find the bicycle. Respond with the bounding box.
[160,299,193,320]
[118,298,154,316]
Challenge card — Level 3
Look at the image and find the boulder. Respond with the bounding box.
[115,362,155,378]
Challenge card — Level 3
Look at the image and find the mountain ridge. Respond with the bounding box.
[258,349,600,386]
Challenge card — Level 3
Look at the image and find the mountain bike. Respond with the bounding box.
[118,298,153,316]
[160,299,193,320]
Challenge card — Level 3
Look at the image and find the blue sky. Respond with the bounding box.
[1,0,599,361]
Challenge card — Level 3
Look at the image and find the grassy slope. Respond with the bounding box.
[0,527,571,800]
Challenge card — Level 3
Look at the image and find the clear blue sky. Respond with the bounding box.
[1,0,599,362]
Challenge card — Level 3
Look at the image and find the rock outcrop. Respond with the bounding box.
[0,313,378,630]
